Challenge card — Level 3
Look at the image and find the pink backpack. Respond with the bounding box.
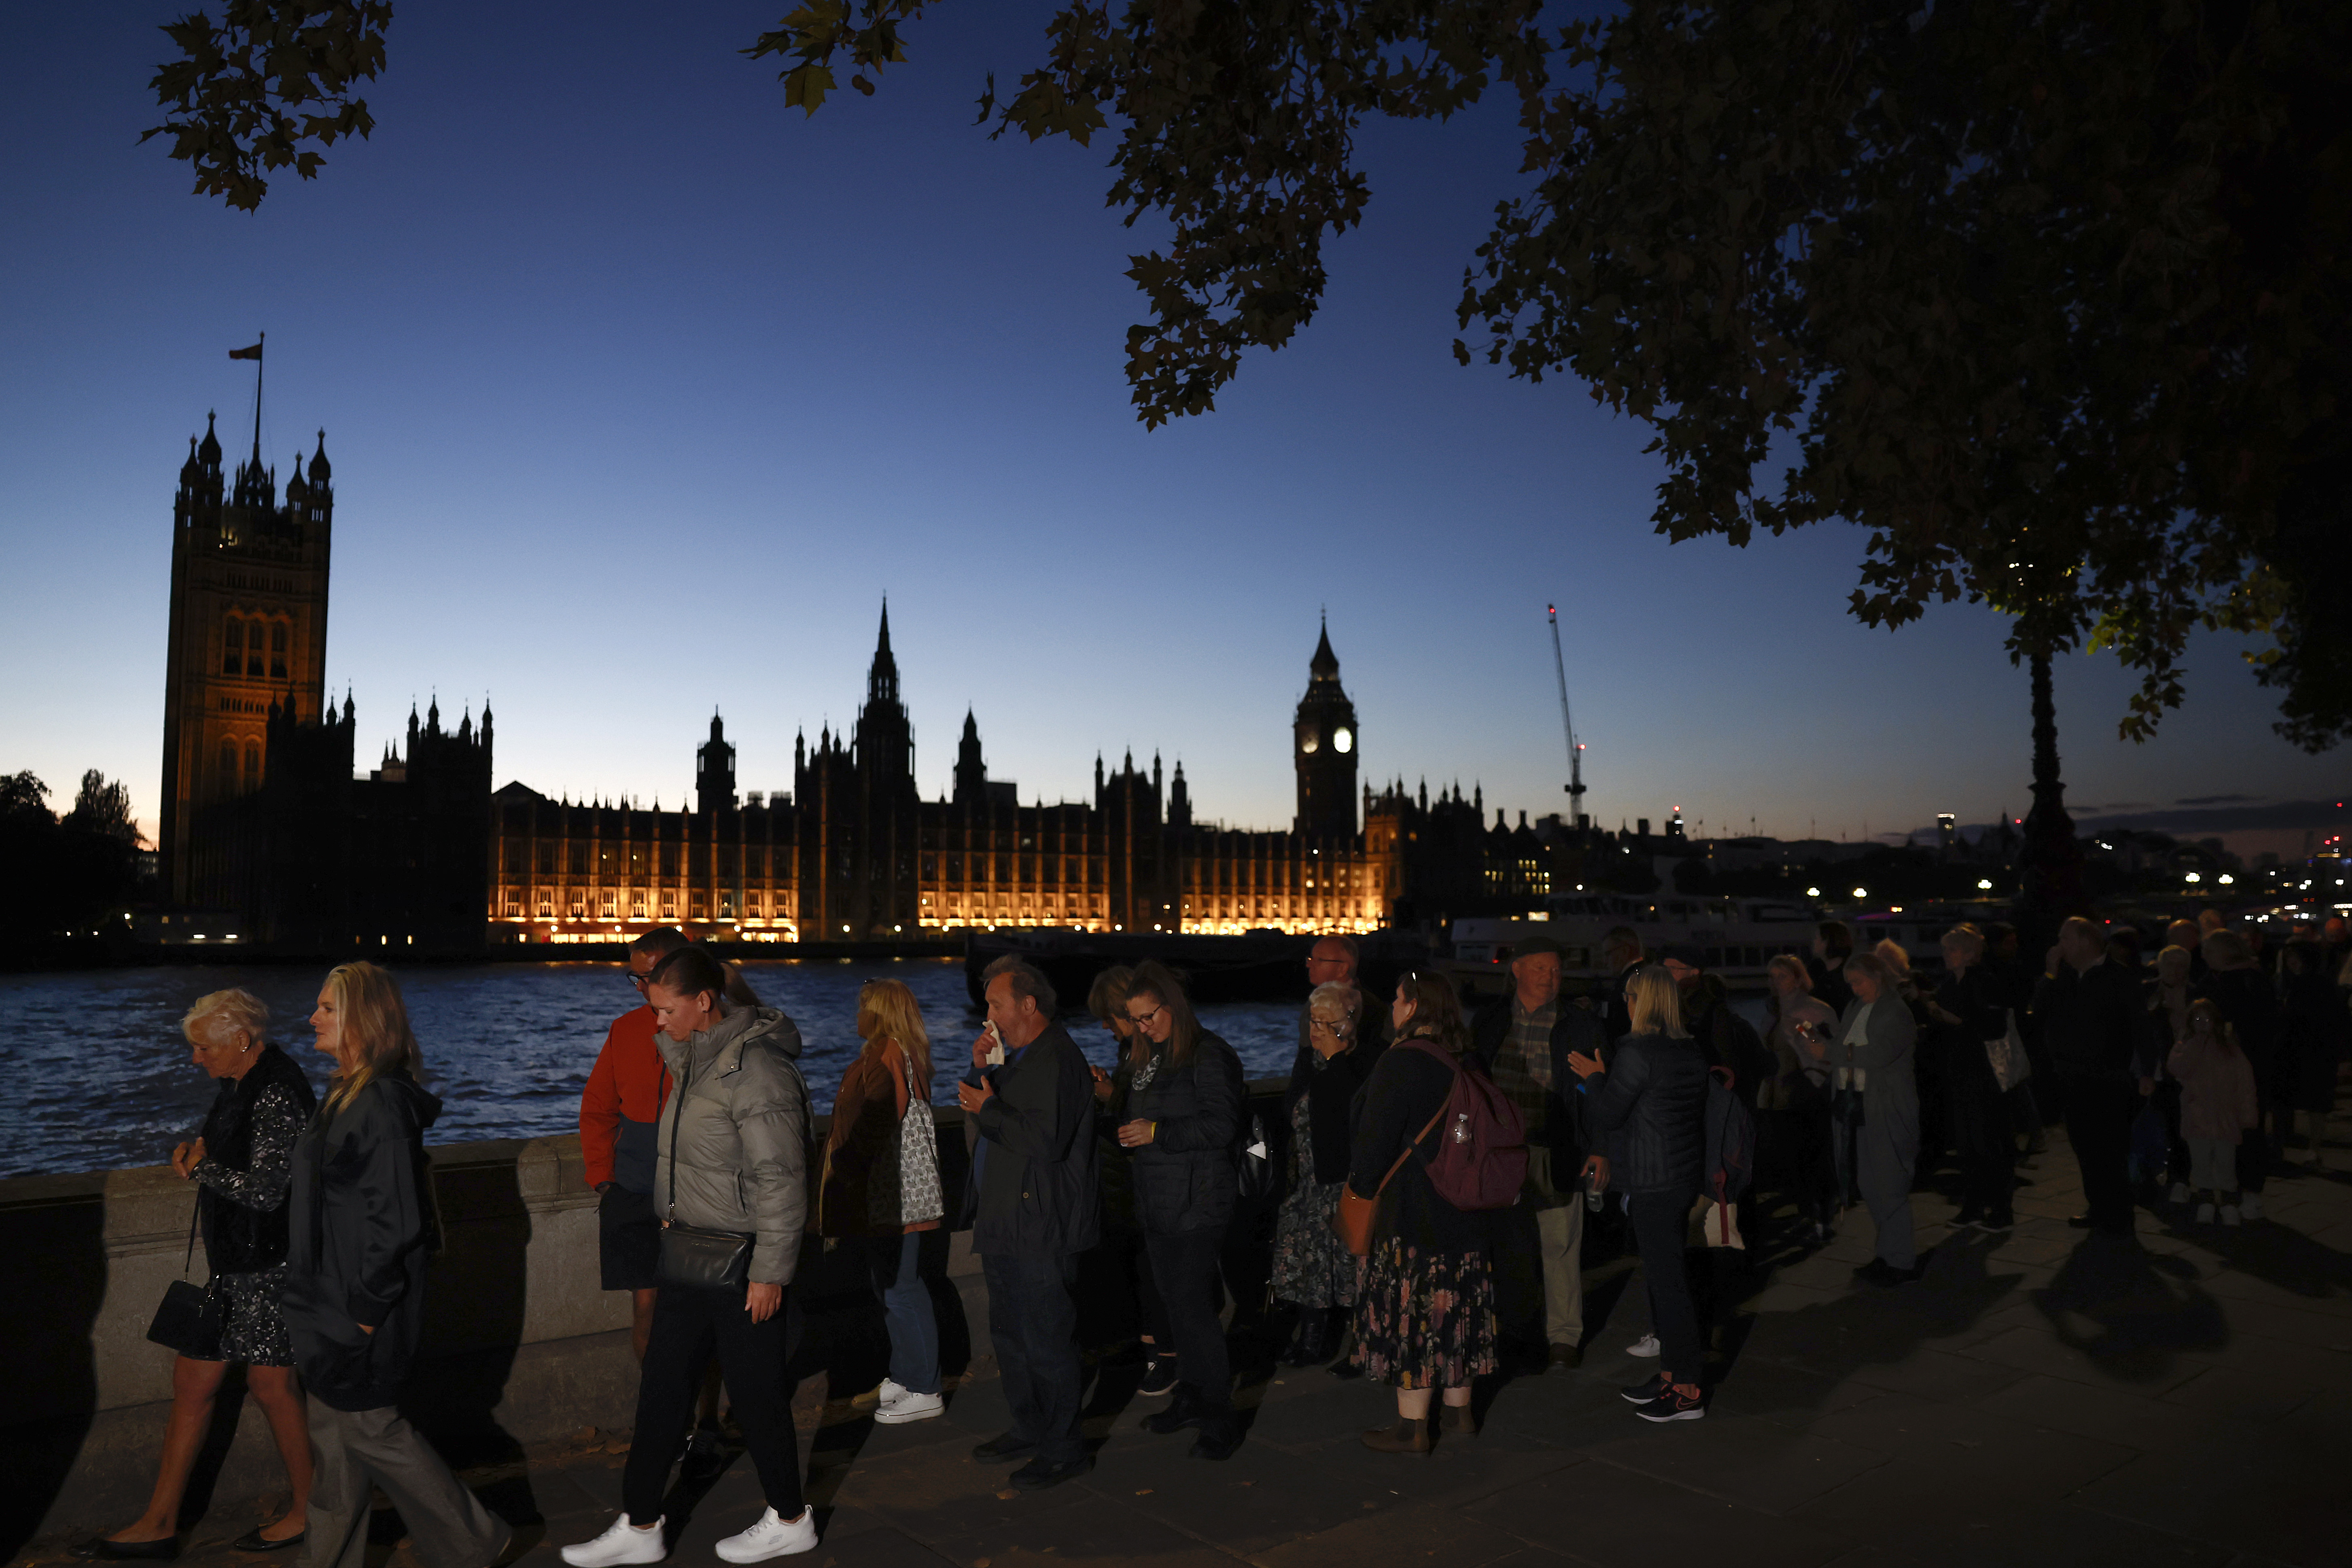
[1394,1038,1528,1211]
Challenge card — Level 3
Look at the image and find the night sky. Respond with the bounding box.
[4,4,2340,861]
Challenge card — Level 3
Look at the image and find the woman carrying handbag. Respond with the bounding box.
[818,979,947,1425]
[77,991,316,1562]
[561,946,818,1567]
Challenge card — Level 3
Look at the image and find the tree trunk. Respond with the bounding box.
[2017,651,2086,926]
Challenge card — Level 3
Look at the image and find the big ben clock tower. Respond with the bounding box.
[1293,617,1358,837]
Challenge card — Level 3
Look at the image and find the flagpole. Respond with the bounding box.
[250,331,265,474]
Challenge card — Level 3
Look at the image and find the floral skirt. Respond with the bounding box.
[1272,1177,1359,1309]
[1351,1239,1496,1389]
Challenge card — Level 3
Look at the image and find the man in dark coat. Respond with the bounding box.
[2032,917,2144,1234]
[1472,934,1607,1369]
[957,956,1102,1489]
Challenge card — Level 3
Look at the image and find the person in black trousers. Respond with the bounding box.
[2032,918,2144,1235]
[1930,926,2016,1229]
[1568,965,1711,1424]
[1116,960,1247,1459]
[957,956,1103,1489]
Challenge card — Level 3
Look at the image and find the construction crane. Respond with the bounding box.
[1547,604,1589,830]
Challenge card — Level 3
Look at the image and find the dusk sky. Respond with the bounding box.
[4,4,2341,859]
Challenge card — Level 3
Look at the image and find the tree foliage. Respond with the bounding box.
[142,1,390,211]
[0,770,144,949]
[145,2,2351,745]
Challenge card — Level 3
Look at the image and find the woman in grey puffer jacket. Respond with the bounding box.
[1570,965,1710,1424]
[562,947,817,1568]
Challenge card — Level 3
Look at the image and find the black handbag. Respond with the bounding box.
[654,1054,753,1291]
[147,1195,224,1359]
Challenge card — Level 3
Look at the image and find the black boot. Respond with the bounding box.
[1294,1307,1334,1368]
[1275,1305,1313,1367]
[1143,1384,1203,1435]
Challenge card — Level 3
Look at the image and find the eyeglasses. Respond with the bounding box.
[1306,954,1347,967]
[1124,1002,1166,1027]
[628,972,650,990]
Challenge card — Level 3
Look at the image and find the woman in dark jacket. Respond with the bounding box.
[1349,971,1498,1453]
[1085,965,1174,1393]
[1272,981,1377,1368]
[1928,927,2015,1229]
[283,963,511,1568]
[2280,940,2346,1170]
[1116,960,1247,1460]
[1568,965,1709,1424]
[76,991,317,1561]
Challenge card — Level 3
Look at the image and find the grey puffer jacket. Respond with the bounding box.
[651,1005,811,1286]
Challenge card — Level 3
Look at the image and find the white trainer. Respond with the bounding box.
[2240,1193,2263,1221]
[714,1507,818,1564]
[875,1388,944,1425]
[2195,1202,2216,1224]
[2220,1204,2243,1226]
[875,1378,908,1405]
[1626,1334,1661,1358]
[2168,1182,2190,1204]
[560,1516,665,1567]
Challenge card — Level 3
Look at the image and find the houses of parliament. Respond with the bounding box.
[161,416,1554,951]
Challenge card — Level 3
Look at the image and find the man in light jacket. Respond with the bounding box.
[562,947,816,1567]
[957,955,1102,1490]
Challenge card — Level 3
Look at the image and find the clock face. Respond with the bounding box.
[1334,726,1353,754]
[1300,730,1320,755]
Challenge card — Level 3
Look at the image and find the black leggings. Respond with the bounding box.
[1144,1229,1232,1414]
[1626,1188,1703,1385]
[624,1282,802,1520]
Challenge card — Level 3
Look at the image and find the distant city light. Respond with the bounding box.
[1806,887,1821,898]
[1977,878,1994,890]
[2218,875,2234,886]
[2185,872,2201,883]
[1851,887,1867,899]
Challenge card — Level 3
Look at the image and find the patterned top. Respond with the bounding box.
[1491,999,1557,1133]
[194,1079,305,1216]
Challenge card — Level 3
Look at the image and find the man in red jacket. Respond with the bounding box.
[581,927,689,1358]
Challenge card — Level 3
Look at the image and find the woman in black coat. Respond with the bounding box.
[76,991,317,1561]
[1349,971,1498,1452]
[1116,959,1247,1459]
[1568,965,1710,1424]
[1272,981,1379,1368]
[1928,927,2016,1229]
[283,963,511,1568]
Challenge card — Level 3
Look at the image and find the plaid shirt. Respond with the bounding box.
[1491,998,1557,1135]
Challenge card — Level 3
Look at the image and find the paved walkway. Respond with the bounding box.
[24,1133,2351,1568]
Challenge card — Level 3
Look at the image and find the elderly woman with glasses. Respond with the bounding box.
[1116,959,1248,1460]
[1272,980,1378,1369]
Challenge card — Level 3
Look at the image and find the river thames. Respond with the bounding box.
[0,958,1313,1181]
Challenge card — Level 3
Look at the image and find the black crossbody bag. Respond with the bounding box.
[147,1194,224,1358]
[655,1052,754,1290]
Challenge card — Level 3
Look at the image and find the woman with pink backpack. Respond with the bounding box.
[2167,997,2260,1224]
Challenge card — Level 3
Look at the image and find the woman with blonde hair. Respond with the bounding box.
[1567,966,1710,1421]
[818,978,946,1424]
[283,963,511,1568]
[75,992,318,1562]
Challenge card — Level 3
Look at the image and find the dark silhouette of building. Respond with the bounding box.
[159,413,332,911]
[1293,616,1358,837]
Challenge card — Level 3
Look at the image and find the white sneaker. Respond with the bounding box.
[561,1516,665,1568]
[2220,1204,2243,1226]
[1626,1334,1661,1358]
[2168,1182,2190,1204]
[875,1378,908,1405]
[715,1508,817,1564]
[2240,1193,2263,1221]
[874,1387,944,1425]
[2194,1202,2215,1224]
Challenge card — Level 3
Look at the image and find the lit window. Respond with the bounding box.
[630,890,647,919]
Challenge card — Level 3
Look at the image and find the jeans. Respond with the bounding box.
[864,1232,940,1395]
[1625,1189,1703,1385]
[1144,1228,1232,1414]
[981,1252,1085,1462]
[624,1282,802,1520]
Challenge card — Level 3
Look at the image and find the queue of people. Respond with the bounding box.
[93,907,2339,1568]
